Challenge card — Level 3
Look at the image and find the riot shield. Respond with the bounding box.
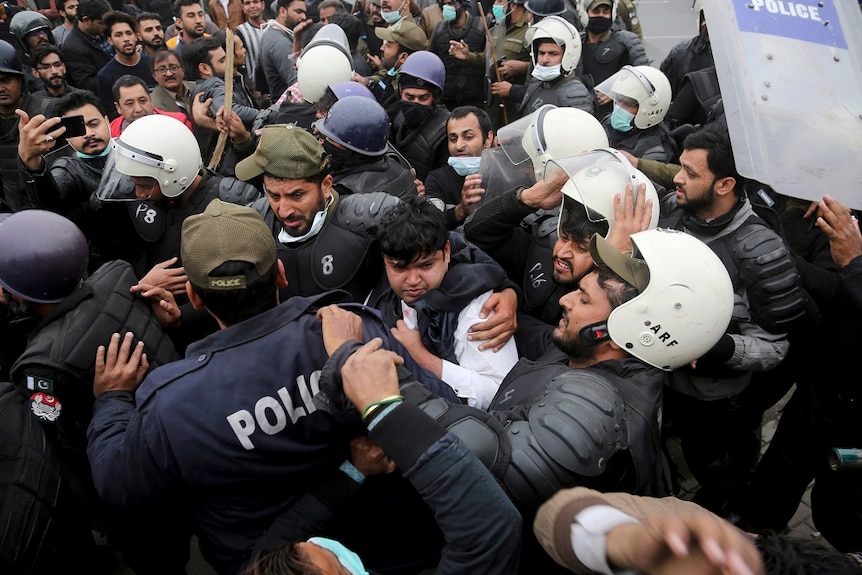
[706,0,862,208]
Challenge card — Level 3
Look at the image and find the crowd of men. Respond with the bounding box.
[0,0,861,574]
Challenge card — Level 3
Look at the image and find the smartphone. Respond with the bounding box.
[55,114,86,138]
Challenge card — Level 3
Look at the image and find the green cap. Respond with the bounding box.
[588,0,613,9]
[235,123,330,181]
[589,233,649,291]
[375,19,428,52]
[181,200,277,290]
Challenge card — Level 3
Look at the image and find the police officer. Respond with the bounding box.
[0,209,182,573]
[0,40,50,212]
[313,94,418,199]
[596,64,678,163]
[657,121,811,516]
[96,114,260,350]
[486,0,531,129]
[465,106,609,344]
[85,199,459,575]
[9,11,55,93]
[428,0,486,110]
[388,50,451,182]
[660,0,712,98]
[579,0,649,117]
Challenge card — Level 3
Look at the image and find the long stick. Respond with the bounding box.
[477,3,508,125]
[208,28,235,171]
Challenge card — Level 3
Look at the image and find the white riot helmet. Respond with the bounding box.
[551,148,659,237]
[596,65,672,129]
[297,24,355,104]
[524,15,581,75]
[591,229,734,370]
[497,104,609,181]
[108,114,202,199]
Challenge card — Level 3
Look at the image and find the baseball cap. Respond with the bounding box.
[181,200,277,290]
[374,19,428,52]
[235,124,330,181]
[588,0,613,9]
[589,233,649,291]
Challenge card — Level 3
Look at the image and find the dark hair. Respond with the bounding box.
[276,0,304,12]
[377,195,448,265]
[448,105,492,141]
[755,533,862,575]
[152,47,180,67]
[103,10,137,35]
[299,22,325,50]
[29,45,62,68]
[173,0,202,18]
[182,36,222,80]
[56,0,72,12]
[682,119,744,196]
[77,0,111,22]
[595,261,640,308]
[328,13,360,50]
[112,74,150,102]
[137,11,164,23]
[559,198,610,241]
[54,89,107,117]
[240,542,324,575]
[315,86,338,116]
[190,261,279,326]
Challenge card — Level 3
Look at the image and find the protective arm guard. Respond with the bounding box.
[499,369,627,510]
[733,224,809,333]
[333,191,401,235]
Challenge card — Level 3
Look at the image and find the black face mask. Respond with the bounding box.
[2,287,33,323]
[400,100,433,126]
[586,16,613,34]
[322,139,348,173]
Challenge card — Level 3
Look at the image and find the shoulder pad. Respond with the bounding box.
[732,222,808,332]
[218,177,262,205]
[500,369,626,508]
[529,369,626,475]
[333,192,401,234]
[532,212,559,239]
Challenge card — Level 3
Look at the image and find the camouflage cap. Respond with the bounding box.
[181,199,277,290]
[234,123,330,181]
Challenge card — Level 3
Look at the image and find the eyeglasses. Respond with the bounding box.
[37,61,64,71]
[154,65,181,75]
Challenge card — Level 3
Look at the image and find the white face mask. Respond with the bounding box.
[277,196,332,243]
[531,64,562,82]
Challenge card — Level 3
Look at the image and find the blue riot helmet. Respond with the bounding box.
[397,50,446,94]
[329,80,376,101]
[0,210,88,303]
[313,95,391,156]
[524,0,565,18]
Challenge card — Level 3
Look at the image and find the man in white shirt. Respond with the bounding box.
[366,194,519,409]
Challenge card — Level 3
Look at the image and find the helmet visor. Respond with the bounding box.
[595,65,654,107]
[497,104,556,167]
[477,147,536,209]
[549,148,640,232]
[96,151,138,202]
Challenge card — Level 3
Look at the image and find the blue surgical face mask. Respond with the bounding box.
[442,4,457,21]
[448,155,482,176]
[610,104,635,132]
[381,0,404,24]
[307,537,369,575]
[492,4,505,20]
[531,63,561,82]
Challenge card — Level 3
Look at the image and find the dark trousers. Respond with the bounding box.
[739,381,862,552]
[663,385,765,516]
